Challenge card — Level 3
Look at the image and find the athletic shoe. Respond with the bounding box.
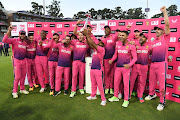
[108,96,119,102]
[20,90,29,94]
[39,88,46,93]
[100,99,107,106]
[86,96,97,100]
[110,89,114,95]
[49,89,54,96]
[70,91,76,98]
[53,91,61,96]
[118,93,122,99]
[79,89,84,95]
[64,90,68,95]
[145,94,157,101]
[131,91,137,96]
[12,92,18,99]
[139,98,144,103]
[157,103,165,111]
[34,84,39,88]
[122,100,129,108]
[105,89,109,94]
[29,87,34,91]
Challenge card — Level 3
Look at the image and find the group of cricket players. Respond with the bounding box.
[2,6,172,111]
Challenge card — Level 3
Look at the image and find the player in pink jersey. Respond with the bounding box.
[70,31,89,98]
[101,25,118,95]
[2,26,29,98]
[127,24,141,46]
[40,33,60,95]
[50,35,74,96]
[35,30,49,93]
[130,33,151,103]
[145,6,171,111]
[26,33,39,91]
[108,30,137,108]
[74,20,99,44]
[82,28,107,106]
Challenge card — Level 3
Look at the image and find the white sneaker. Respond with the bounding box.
[39,88,46,93]
[145,94,157,101]
[100,100,107,106]
[20,90,29,94]
[118,93,122,99]
[86,96,97,100]
[12,92,18,98]
[157,103,165,111]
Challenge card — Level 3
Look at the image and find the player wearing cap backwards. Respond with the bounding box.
[108,29,137,108]
[69,22,89,98]
[40,33,60,95]
[82,28,106,106]
[47,35,73,96]
[130,33,151,103]
[101,25,118,95]
[145,6,171,111]
[35,30,50,93]
[2,26,29,98]
[26,33,39,91]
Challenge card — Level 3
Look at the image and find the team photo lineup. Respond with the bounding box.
[2,6,172,111]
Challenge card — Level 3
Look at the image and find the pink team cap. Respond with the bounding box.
[154,25,164,30]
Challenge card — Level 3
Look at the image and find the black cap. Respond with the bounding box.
[53,33,59,36]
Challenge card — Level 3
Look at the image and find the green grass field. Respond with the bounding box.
[0,52,180,120]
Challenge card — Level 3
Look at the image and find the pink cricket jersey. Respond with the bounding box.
[135,43,151,65]
[91,46,105,70]
[54,43,74,67]
[101,34,118,59]
[111,41,137,67]
[35,37,49,56]
[151,34,170,63]
[42,40,59,62]
[2,34,26,60]
[71,39,89,63]
[26,40,36,59]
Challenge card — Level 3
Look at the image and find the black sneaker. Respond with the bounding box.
[64,90,68,95]
[53,91,61,96]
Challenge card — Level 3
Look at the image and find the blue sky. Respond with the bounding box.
[1,0,180,18]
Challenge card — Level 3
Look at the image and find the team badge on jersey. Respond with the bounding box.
[70,47,72,50]
[46,40,48,43]
[126,45,129,49]
[110,36,112,39]
[34,44,36,47]
[136,45,139,49]
[146,46,149,49]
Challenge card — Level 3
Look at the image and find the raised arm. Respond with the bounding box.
[82,29,97,50]
[73,20,82,35]
[161,6,170,35]
[2,26,15,44]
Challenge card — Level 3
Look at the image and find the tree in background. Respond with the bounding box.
[46,0,63,18]
[29,2,44,15]
[73,6,146,19]
[152,4,178,18]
